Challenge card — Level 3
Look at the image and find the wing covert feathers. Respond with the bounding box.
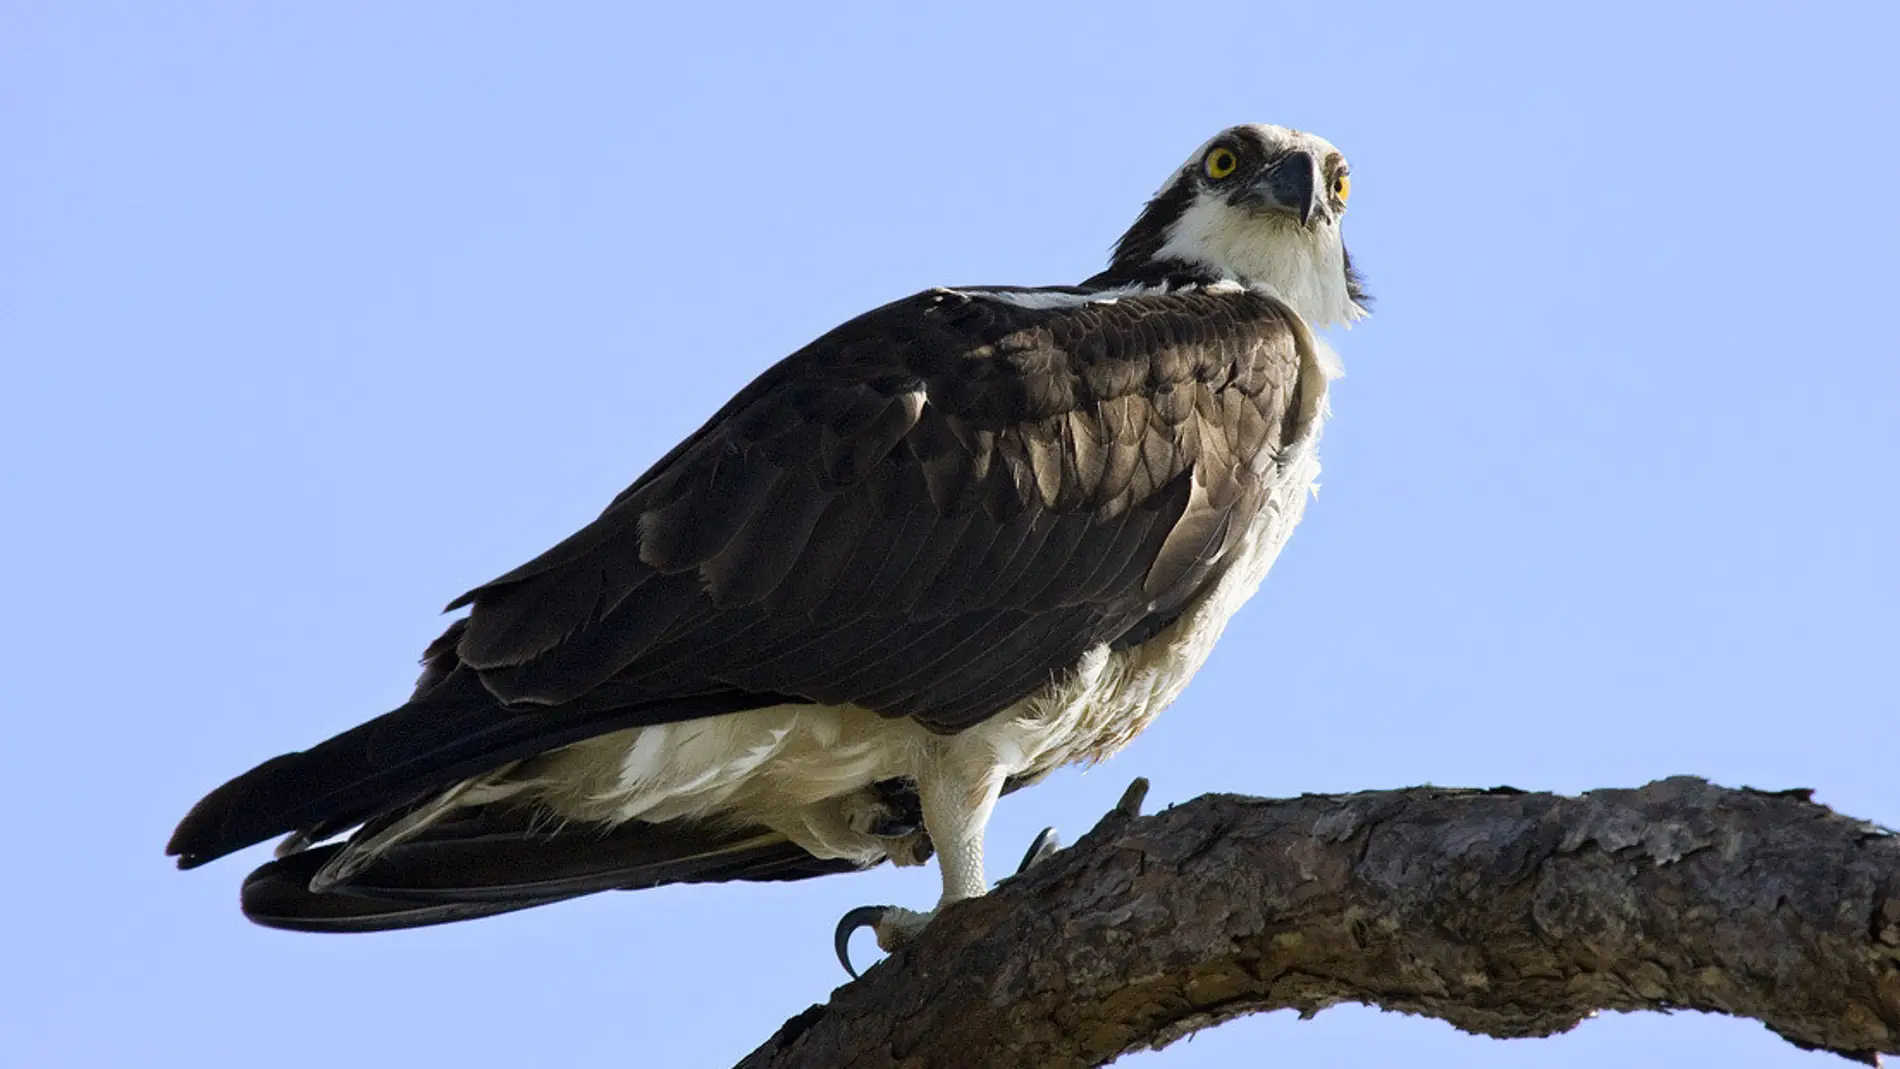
[450,285,1307,727]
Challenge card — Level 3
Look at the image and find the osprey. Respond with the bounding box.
[169,123,1368,973]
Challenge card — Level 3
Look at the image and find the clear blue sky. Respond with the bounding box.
[4,3,1895,1066]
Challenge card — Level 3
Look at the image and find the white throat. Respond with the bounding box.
[1154,196,1365,329]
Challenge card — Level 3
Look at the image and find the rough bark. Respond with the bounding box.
[737,777,1900,1068]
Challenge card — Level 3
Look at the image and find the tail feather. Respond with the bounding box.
[167,664,804,869]
[241,847,568,933]
[240,808,868,933]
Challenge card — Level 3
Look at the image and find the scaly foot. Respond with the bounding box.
[833,825,1060,978]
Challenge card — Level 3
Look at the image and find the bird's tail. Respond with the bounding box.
[167,617,802,871]
[166,615,847,931]
[239,804,866,933]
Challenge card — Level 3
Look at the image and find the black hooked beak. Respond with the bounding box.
[1243,149,1321,226]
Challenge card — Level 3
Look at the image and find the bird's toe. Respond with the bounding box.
[1015,826,1061,874]
[888,830,934,867]
[833,904,937,978]
[844,779,926,839]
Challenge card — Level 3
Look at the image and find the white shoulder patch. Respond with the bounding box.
[954,283,1169,310]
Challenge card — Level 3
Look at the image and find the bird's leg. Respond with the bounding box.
[834,751,1008,977]
[876,758,1006,944]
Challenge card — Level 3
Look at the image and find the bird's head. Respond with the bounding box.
[1097,123,1368,328]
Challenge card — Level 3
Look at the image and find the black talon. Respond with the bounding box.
[1016,826,1061,874]
[834,905,889,979]
[868,816,919,838]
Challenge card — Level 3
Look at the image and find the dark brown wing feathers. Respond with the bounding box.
[455,287,1303,719]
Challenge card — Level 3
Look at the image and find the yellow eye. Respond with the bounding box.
[1204,147,1239,180]
[1333,173,1352,202]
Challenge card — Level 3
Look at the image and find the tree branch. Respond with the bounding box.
[737,777,1900,1068]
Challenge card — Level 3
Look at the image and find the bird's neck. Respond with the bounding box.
[1086,249,1363,330]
